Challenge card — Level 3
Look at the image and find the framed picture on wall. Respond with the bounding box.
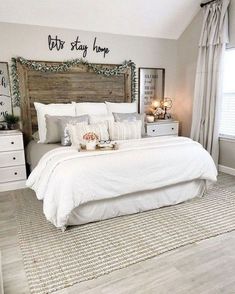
[138,67,165,114]
[0,62,12,122]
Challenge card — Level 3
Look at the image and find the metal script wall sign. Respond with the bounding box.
[48,35,110,58]
[0,62,12,121]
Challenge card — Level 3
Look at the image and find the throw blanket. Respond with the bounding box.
[27,136,217,228]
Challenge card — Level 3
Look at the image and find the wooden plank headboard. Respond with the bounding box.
[17,60,132,143]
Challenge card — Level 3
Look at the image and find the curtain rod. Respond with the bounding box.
[200,0,217,7]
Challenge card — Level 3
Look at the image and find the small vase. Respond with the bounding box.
[86,141,97,151]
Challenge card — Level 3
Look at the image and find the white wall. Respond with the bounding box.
[0,22,178,111]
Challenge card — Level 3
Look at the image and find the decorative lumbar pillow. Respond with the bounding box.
[109,120,142,141]
[34,102,76,143]
[45,115,89,144]
[113,112,145,136]
[59,115,89,146]
[68,122,109,147]
[105,101,137,114]
[73,102,108,116]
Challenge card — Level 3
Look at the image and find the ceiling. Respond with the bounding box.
[0,0,200,39]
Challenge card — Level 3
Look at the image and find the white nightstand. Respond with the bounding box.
[0,130,26,192]
[145,120,179,137]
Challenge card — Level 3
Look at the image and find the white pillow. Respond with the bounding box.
[89,114,114,126]
[68,122,109,147]
[73,102,108,116]
[109,121,142,141]
[105,101,137,114]
[34,102,76,143]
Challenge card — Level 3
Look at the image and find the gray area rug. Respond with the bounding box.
[15,187,235,294]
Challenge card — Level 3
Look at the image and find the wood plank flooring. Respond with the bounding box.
[0,173,235,294]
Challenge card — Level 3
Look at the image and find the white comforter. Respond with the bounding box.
[27,136,217,228]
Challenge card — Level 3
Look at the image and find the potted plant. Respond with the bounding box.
[4,114,20,130]
[83,132,98,151]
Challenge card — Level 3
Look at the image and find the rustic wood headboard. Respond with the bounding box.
[17,60,132,143]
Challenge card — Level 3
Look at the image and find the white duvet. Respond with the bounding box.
[27,136,217,228]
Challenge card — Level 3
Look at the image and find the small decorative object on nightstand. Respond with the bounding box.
[145,120,179,137]
[0,130,26,192]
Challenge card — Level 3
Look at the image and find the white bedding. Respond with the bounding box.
[67,179,206,225]
[26,136,217,228]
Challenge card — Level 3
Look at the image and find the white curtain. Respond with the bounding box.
[190,0,230,166]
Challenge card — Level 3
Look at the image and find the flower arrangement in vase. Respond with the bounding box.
[83,132,98,151]
[154,107,165,120]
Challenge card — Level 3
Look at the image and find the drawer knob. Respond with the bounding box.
[11,141,14,144]
[172,127,174,130]
[14,172,18,175]
[13,157,16,160]
[152,129,156,132]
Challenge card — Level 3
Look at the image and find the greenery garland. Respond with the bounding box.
[11,57,137,107]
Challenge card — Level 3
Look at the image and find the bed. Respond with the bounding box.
[17,59,217,230]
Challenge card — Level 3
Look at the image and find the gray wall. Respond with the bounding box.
[174,11,203,137]
[1,7,235,170]
[0,21,178,115]
[174,1,235,169]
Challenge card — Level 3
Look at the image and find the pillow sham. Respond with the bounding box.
[109,120,142,141]
[45,115,89,144]
[34,102,76,143]
[105,101,137,114]
[73,102,108,116]
[113,112,141,122]
[68,122,109,147]
[59,115,89,146]
[89,114,114,126]
[113,112,145,136]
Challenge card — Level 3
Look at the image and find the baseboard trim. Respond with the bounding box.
[0,180,26,193]
[219,165,235,176]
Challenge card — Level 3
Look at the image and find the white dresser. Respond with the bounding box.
[145,120,179,137]
[0,130,26,192]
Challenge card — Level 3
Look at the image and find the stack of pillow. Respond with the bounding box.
[34,101,145,146]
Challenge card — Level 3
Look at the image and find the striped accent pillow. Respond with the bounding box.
[68,122,109,147]
[109,121,142,141]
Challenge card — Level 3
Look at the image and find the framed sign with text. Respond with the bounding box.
[0,62,12,121]
[138,67,165,114]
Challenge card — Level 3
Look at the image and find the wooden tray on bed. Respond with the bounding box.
[80,143,119,152]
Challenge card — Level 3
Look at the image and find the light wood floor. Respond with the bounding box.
[0,173,235,294]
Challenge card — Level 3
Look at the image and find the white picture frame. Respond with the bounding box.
[0,62,12,121]
[138,67,165,114]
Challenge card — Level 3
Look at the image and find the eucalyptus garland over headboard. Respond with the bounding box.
[11,57,137,107]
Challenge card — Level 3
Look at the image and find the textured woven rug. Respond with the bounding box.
[15,186,235,294]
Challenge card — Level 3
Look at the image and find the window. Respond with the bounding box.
[220,49,235,138]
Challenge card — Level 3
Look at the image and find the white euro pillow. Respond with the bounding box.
[73,102,108,116]
[105,101,137,114]
[34,102,76,143]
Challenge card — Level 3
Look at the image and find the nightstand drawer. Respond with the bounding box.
[0,150,25,168]
[146,122,178,137]
[0,135,23,152]
[0,165,26,183]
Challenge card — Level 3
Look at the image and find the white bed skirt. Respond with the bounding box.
[67,179,206,226]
